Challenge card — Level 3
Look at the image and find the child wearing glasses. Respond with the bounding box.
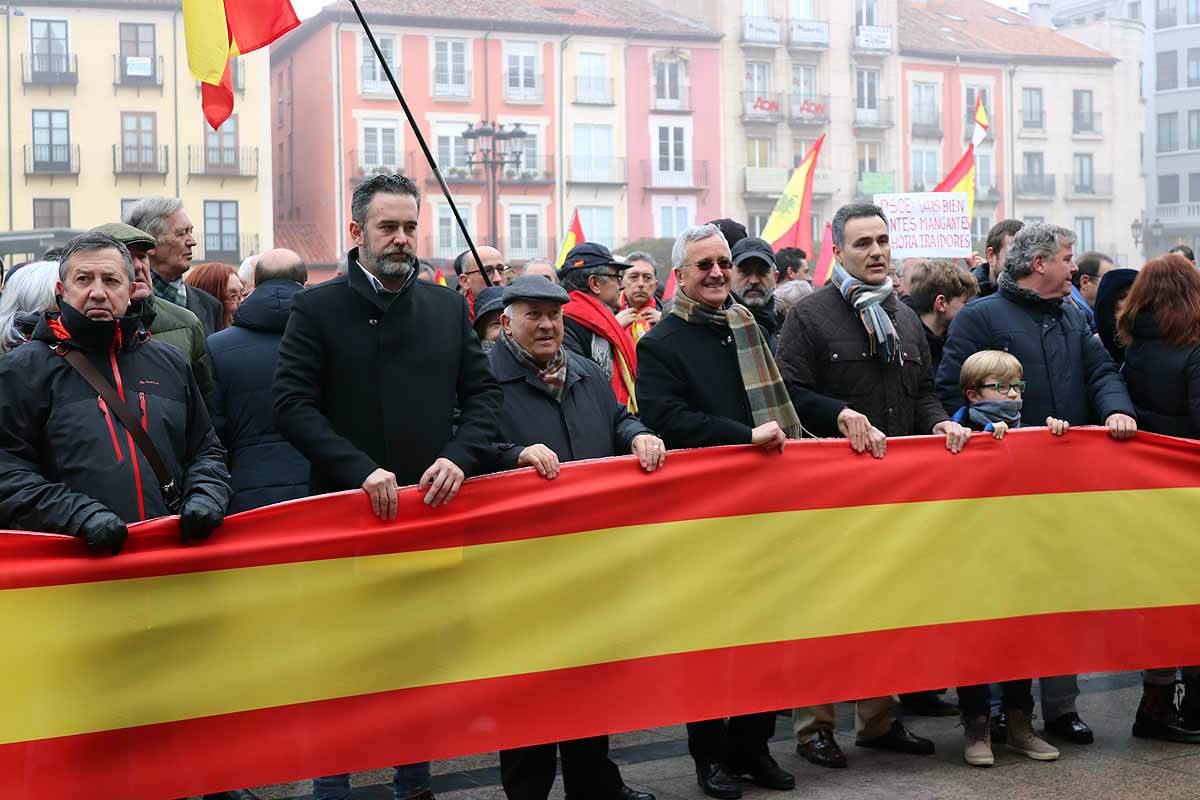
[952,350,1070,440]
[952,349,1070,766]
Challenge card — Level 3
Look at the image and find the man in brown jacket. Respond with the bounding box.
[775,202,970,770]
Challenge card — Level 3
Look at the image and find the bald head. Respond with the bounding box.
[254,248,307,286]
[458,245,508,296]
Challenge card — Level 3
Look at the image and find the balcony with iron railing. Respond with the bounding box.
[574,76,614,105]
[741,15,784,45]
[497,237,556,263]
[499,154,554,184]
[113,144,169,177]
[566,155,627,184]
[642,159,709,190]
[1015,173,1056,198]
[789,94,830,125]
[24,143,80,177]
[742,91,785,124]
[187,145,259,179]
[114,54,164,89]
[853,98,894,128]
[852,25,893,53]
[202,232,259,265]
[432,69,472,100]
[22,53,78,87]
[347,149,414,184]
[503,71,543,104]
[651,86,691,113]
[1065,173,1113,197]
[788,19,829,48]
[426,235,475,261]
[911,104,943,139]
[976,183,1003,203]
[1156,203,1200,223]
[1073,111,1102,136]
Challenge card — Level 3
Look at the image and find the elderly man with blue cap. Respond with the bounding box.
[487,275,664,800]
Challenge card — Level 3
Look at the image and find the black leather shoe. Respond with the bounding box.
[901,690,960,717]
[991,709,1008,744]
[1045,712,1094,744]
[615,787,655,800]
[856,720,936,755]
[798,729,847,768]
[203,791,263,800]
[726,754,795,790]
[696,762,741,799]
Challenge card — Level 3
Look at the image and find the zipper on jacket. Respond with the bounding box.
[97,397,123,463]
[138,392,148,432]
[110,347,146,522]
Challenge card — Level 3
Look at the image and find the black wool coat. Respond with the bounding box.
[488,343,652,471]
[1121,314,1200,439]
[208,279,311,512]
[273,253,501,494]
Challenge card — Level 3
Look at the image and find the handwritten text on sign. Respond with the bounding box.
[873,192,971,259]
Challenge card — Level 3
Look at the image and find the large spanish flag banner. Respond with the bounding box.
[762,134,826,256]
[4,430,1200,798]
[186,0,301,129]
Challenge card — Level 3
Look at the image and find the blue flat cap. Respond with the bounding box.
[503,275,571,306]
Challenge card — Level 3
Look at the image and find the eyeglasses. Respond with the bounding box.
[682,257,734,272]
[464,264,513,279]
[976,380,1026,394]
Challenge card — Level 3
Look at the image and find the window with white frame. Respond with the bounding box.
[436,204,473,258]
[435,122,471,173]
[505,41,539,100]
[361,34,397,95]
[856,68,879,120]
[1074,217,1095,251]
[746,137,773,168]
[654,58,686,109]
[977,151,994,194]
[574,124,615,181]
[857,141,880,173]
[657,204,690,238]
[911,147,939,190]
[792,63,817,101]
[512,129,540,175]
[577,52,609,103]
[654,123,690,185]
[360,119,401,172]
[912,82,938,127]
[507,203,542,260]
[433,39,469,97]
[1073,153,1095,192]
[30,19,69,75]
[857,0,879,26]
[577,206,616,249]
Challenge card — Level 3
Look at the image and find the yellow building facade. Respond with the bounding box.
[1,0,272,268]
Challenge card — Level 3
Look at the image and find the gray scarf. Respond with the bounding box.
[830,263,901,363]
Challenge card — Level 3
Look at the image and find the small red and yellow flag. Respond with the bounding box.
[186,0,301,129]
[812,221,835,287]
[761,134,825,256]
[933,96,989,218]
[556,210,586,268]
[434,269,448,287]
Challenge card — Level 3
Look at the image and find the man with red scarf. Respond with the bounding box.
[558,243,639,412]
[618,251,662,344]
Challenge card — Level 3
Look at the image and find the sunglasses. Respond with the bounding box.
[683,257,734,272]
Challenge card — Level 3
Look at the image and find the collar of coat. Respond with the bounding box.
[998,271,1065,315]
[346,248,417,311]
[490,339,585,389]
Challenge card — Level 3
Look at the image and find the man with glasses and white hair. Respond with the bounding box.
[454,245,512,319]
[636,223,818,798]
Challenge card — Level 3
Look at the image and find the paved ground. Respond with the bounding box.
[227,673,1200,800]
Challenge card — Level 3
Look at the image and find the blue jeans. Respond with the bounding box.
[312,762,431,800]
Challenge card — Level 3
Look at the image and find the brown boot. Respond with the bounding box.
[1132,682,1200,743]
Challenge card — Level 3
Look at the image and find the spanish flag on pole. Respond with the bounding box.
[185,0,301,129]
[556,209,586,267]
[933,96,990,218]
[761,134,825,256]
[811,221,835,287]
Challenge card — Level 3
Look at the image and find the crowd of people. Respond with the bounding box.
[1,174,1198,800]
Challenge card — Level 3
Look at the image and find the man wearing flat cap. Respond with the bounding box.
[92,222,215,408]
[488,276,663,800]
[730,237,783,354]
[557,242,640,412]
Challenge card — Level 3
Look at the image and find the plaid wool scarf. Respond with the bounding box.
[670,290,802,439]
[151,271,187,308]
[501,329,568,403]
[829,263,901,364]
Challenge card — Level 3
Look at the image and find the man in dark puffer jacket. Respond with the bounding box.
[208,249,311,512]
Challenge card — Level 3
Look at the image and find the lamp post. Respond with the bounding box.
[462,121,527,249]
[1130,215,1164,261]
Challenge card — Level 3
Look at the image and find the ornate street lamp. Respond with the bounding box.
[1130,216,1164,259]
[463,121,527,248]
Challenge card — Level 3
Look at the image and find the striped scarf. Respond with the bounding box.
[500,328,568,402]
[830,263,901,364]
[670,290,802,439]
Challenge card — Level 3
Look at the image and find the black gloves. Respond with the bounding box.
[79,510,128,556]
[179,495,225,542]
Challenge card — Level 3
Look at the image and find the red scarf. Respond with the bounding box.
[562,291,638,410]
[619,292,655,343]
[466,290,477,322]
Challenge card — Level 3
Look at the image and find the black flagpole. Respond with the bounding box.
[347,0,491,287]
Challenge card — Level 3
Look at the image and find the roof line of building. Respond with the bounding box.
[13,0,181,10]
[899,47,1117,67]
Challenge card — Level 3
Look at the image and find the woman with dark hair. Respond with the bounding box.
[185,262,245,331]
[1117,251,1200,744]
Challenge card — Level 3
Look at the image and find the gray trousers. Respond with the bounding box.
[1039,674,1079,721]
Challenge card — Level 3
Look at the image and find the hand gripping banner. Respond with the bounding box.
[3,429,1200,798]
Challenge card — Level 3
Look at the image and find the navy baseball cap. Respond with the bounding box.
[731,237,777,270]
[556,242,626,280]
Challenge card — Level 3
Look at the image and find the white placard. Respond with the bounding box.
[125,56,153,77]
[873,192,972,258]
